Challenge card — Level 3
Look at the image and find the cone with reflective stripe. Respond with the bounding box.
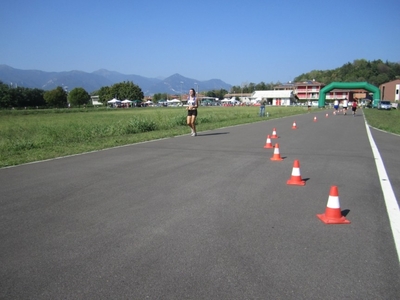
[263,135,273,149]
[313,116,317,122]
[287,160,305,185]
[317,186,350,224]
[292,121,297,129]
[270,143,283,161]
[271,128,278,139]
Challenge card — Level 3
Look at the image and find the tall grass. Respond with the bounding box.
[363,108,400,134]
[0,106,398,167]
[0,106,307,167]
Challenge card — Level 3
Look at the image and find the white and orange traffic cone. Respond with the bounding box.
[263,135,274,149]
[313,116,317,122]
[287,160,305,186]
[270,143,283,161]
[271,128,279,139]
[292,121,297,129]
[317,186,350,224]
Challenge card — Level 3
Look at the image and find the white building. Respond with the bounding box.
[250,90,295,106]
[91,95,103,106]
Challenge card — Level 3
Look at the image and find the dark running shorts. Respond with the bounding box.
[187,109,198,117]
[334,105,339,110]
[352,107,357,112]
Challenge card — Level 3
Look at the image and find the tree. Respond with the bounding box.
[43,86,68,108]
[109,81,144,100]
[152,93,168,102]
[93,81,144,103]
[94,86,111,104]
[27,88,46,107]
[205,89,228,100]
[231,82,277,94]
[0,82,46,108]
[15,87,46,108]
[68,87,90,107]
[0,81,12,108]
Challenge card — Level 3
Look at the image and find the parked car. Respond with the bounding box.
[377,100,392,110]
[360,99,372,108]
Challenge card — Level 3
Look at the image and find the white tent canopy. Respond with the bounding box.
[121,99,132,103]
[168,99,181,103]
[107,98,121,104]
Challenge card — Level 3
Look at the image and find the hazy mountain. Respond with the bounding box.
[0,65,112,92]
[148,73,231,96]
[0,65,232,95]
[91,69,160,93]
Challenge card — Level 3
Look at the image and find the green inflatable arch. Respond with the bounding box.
[318,82,380,107]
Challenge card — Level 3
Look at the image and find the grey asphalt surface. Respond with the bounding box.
[1,109,399,299]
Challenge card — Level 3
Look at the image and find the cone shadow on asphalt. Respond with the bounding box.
[342,209,350,217]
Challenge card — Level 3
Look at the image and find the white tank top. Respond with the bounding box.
[187,97,196,106]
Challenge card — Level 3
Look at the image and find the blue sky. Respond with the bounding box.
[1,0,399,86]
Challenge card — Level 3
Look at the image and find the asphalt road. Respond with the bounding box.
[1,109,399,299]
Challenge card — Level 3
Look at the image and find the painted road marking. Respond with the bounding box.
[365,121,400,263]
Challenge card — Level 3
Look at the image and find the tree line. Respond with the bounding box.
[1,59,399,109]
[231,59,400,94]
[0,81,143,109]
[294,59,400,87]
[152,89,230,102]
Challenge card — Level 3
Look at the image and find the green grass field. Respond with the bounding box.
[0,106,398,168]
[363,107,400,133]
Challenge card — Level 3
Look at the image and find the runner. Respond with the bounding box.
[352,99,358,116]
[186,88,199,136]
[307,100,312,112]
[342,98,348,115]
[333,99,339,114]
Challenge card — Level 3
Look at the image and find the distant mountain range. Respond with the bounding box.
[0,65,232,95]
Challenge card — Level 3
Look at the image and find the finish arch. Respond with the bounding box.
[318,82,380,107]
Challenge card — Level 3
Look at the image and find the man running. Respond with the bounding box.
[342,98,348,115]
[333,99,339,114]
[352,99,358,116]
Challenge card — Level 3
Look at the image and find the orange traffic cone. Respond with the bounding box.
[287,160,305,185]
[292,121,297,129]
[271,128,278,138]
[263,135,274,149]
[313,116,317,122]
[317,186,350,224]
[270,143,283,161]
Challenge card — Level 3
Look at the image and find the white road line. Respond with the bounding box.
[365,121,400,263]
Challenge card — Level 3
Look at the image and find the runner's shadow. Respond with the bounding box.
[198,132,229,136]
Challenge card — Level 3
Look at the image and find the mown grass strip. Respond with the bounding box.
[1,106,398,167]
